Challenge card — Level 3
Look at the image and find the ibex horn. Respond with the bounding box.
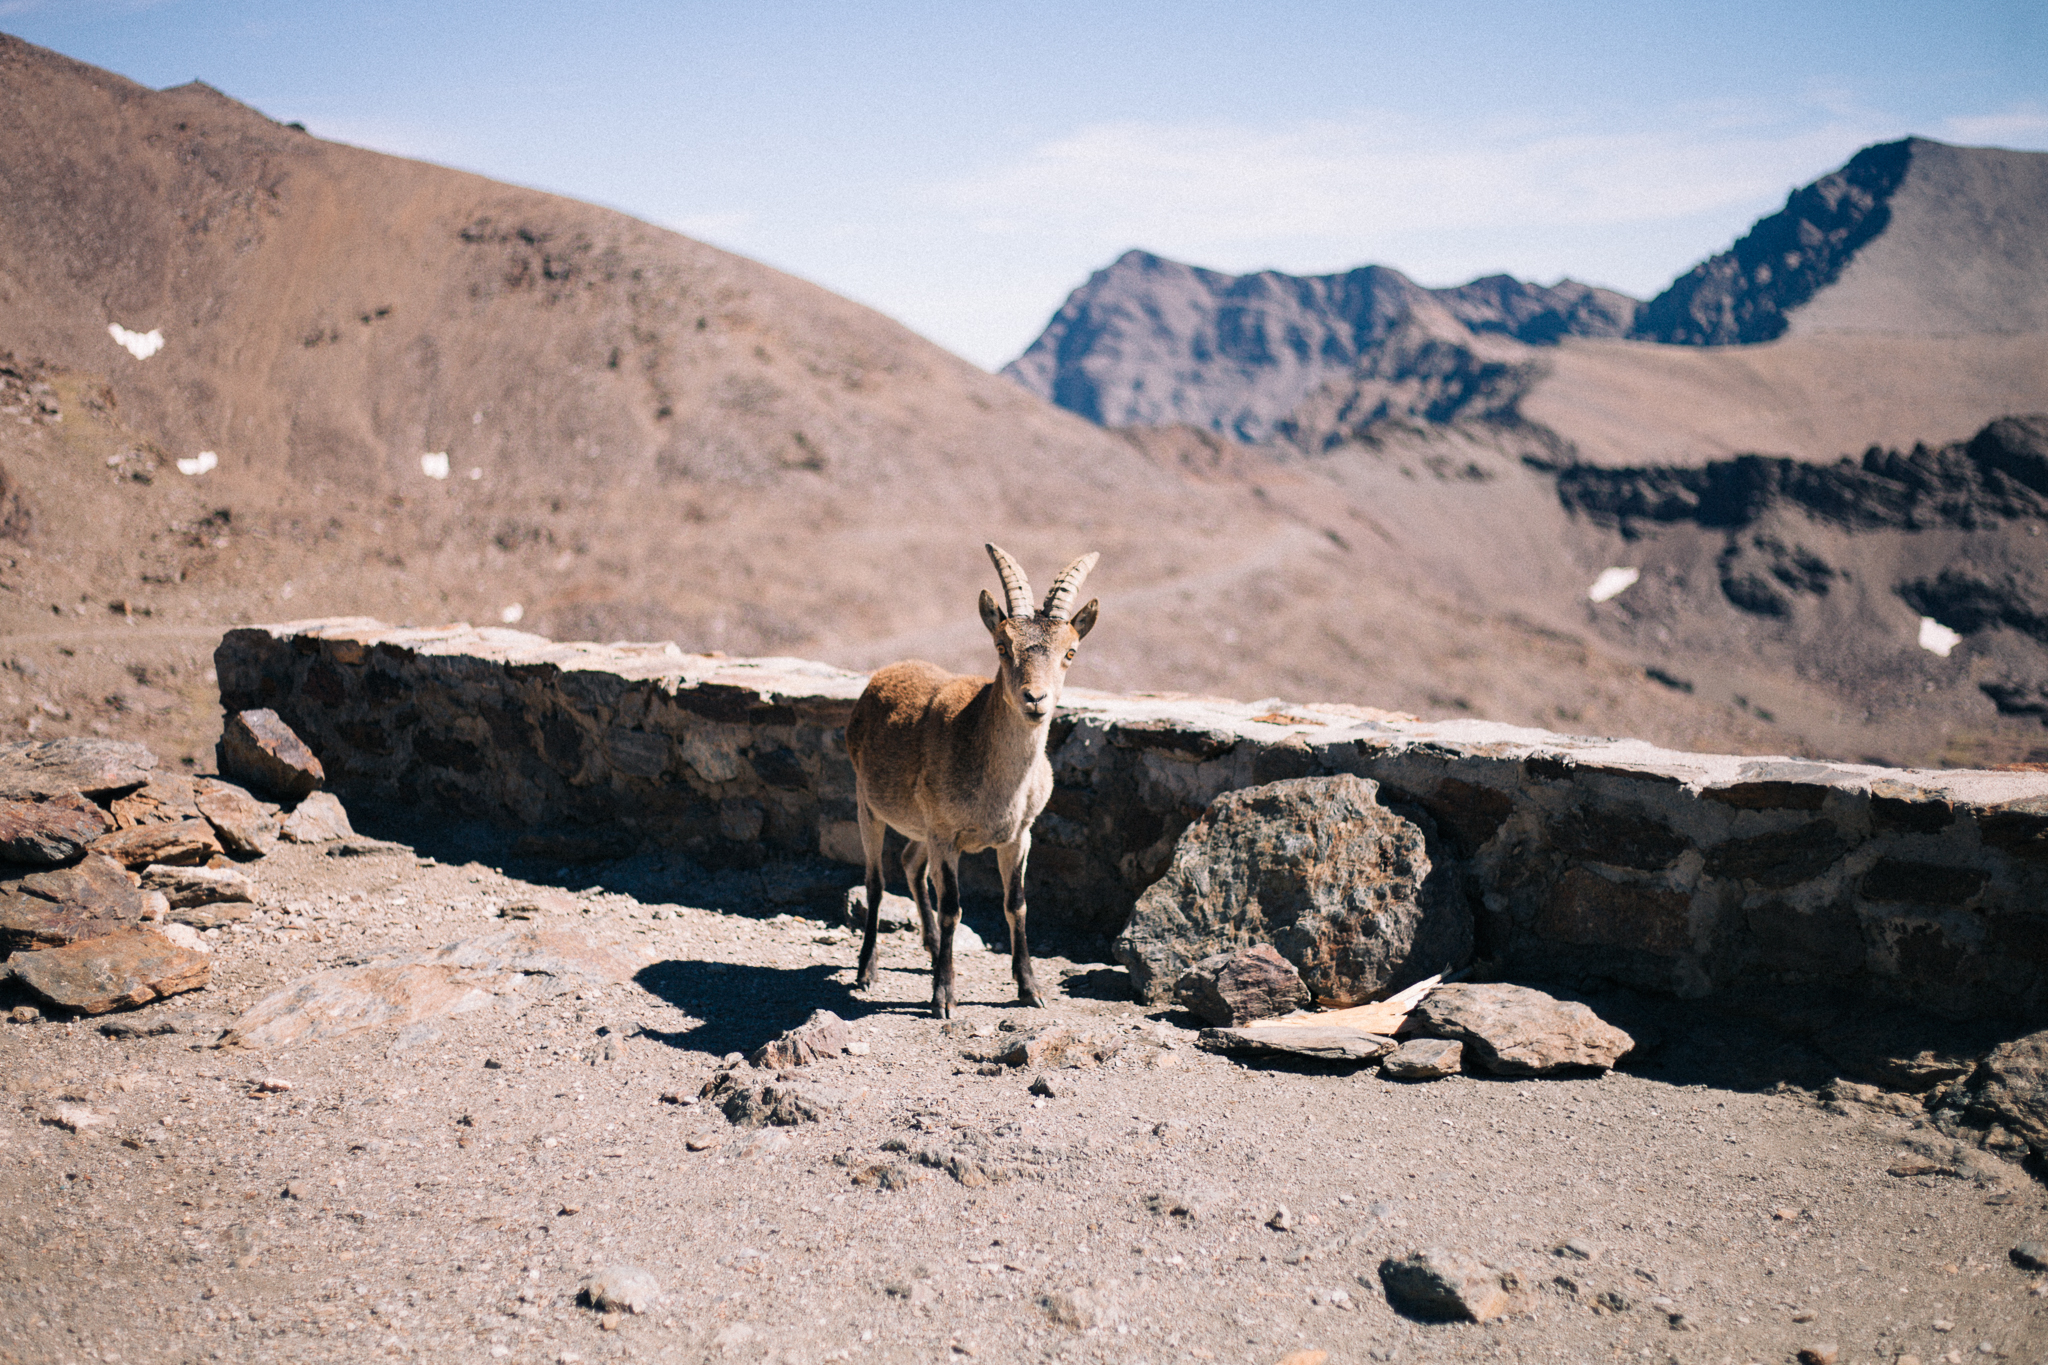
[985,543,1034,620]
[1040,552,1100,621]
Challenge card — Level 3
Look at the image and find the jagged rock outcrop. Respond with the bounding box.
[1634,139,2048,344]
[1001,249,1634,443]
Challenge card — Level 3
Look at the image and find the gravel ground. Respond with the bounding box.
[3,838,2045,1365]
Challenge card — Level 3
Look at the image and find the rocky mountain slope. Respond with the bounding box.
[1004,138,2048,463]
[4,32,2048,773]
[1002,252,1635,442]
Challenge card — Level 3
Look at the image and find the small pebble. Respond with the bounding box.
[1268,1205,1294,1232]
[1795,1343,1837,1365]
[2012,1242,2048,1272]
[8,1005,39,1024]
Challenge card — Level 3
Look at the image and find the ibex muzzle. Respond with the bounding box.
[843,544,1100,1017]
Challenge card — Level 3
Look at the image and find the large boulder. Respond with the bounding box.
[1406,983,1634,1075]
[1114,775,1471,1005]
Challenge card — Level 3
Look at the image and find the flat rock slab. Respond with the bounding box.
[221,925,646,1049]
[7,927,210,1014]
[279,791,352,844]
[89,817,222,869]
[108,775,201,829]
[1175,943,1311,1026]
[1196,1025,1395,1063]
[0,852,153,951]
[0,738,157,800]
[191,777,277,858]
[1114,774,1472,1006]
[142,863,256,908]
[749,1008,850,1068]
[1407,983,1635,1075]
[218,708,324,802]
[0,792,112,863]
[963,1026,1124,1070]
[1378,1247,1524,1322]
[1383,1037,1465,1080]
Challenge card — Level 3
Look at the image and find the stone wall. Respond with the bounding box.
[217,619,2048,1020]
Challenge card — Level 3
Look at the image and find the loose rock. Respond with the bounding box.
[279,791,352,844]
[217,708,325,801]
[748,1008,850,1068]
[968,1025,1123,1070]
[1960,1028,2048,1158]
[1174,943,1311,1026]
[1197,1026,1394,1063]
[0,737,157,800]
[1797,1343,1839,1365]
[1382,1037,1464,1080]
[108,775,201,829]
[0,852,155,951]
[191,777,278,857]
[1378,1247,1520,1322]
[1039,1288,1106,1329]
[700,1071,846,1127]
[7,926,210,1014]
[579,1265,661,1315]
[141,863,256,909]
[0,792,112,864]
[2011,1242,2048,1272]
[842,886,919,933]
[1406,983,1634,1075]
[1114,774,1472,1005]
[88,817,222,870]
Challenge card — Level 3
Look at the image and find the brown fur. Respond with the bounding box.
[845,551,1098,1017]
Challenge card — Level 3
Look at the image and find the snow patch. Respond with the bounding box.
[1918,616,1962,657]
[420,452,451,480]
[1588,567,1639,603]
[108,324,164,360]
[175,451,218,477]
[500,604,525,624]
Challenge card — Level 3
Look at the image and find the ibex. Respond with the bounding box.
[844,544,1100,1018]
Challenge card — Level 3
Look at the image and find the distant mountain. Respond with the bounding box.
[1006,138,2048,456]
[1001,252,1635,443]
[1633,138,2048,344]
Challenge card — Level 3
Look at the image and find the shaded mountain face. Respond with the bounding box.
[999,252,1635,443]
[1633,139,2048,344]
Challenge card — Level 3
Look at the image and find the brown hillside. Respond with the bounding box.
[3,33,2043,775]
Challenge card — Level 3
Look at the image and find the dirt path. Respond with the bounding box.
[2,838,2043,1365]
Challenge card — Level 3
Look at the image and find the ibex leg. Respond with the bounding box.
[997,833,1042,1007]
[901,840,938,956]
[853,794,888,991]
[930,846,963,1019]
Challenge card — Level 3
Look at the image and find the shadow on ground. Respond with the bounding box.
[629,958,933,1059]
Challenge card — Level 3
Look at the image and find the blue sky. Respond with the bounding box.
[7,1,2046,368]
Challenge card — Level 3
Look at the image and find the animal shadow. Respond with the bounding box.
[631,958,923,1059]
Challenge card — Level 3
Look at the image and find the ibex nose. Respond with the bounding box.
[1019,689,1048,716]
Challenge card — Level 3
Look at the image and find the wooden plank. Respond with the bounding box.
[1245,972,1443,1035]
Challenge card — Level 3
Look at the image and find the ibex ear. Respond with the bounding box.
[979,589,1006,635]
[1071,598,1099,640]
